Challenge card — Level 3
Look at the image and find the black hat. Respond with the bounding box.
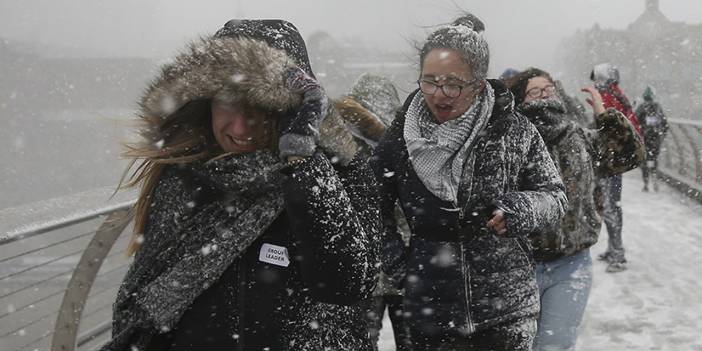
[215,19,315,78]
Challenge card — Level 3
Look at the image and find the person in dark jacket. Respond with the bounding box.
[508,67,644,351]
[498,68,520,82]
[335,73,412,351]
[590,63,643,273]
[554,80,591,128]
[635,86,669,192]
[371,14,567,350]
[101,19,380,351]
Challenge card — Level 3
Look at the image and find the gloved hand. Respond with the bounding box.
[279,67,329,160]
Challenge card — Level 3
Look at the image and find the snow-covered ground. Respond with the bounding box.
[378,172,702,350]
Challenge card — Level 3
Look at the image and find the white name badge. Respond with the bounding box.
[258,243,290,267]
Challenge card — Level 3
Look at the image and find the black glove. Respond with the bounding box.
[279,67,328,159]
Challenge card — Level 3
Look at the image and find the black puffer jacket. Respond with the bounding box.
[370,80,566,336]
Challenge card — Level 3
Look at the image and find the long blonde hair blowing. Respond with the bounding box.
[119,100,213,256]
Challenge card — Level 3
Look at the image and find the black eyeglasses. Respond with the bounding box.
[417,78,480,98]
[526,85,556,99]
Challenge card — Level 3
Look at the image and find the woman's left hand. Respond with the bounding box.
[581,86,606,115]
[278,67,328,159]
[486,209,507,235]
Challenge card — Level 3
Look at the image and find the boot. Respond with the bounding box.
[606,261,627,273]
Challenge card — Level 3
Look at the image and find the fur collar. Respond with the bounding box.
[334,97,387,145]
[136,35,359,163]
[139,36,300,121]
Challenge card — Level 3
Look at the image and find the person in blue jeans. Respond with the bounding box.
[535,250,593,350]
[507,68,644,350]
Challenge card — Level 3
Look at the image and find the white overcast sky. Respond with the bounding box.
[1,0,701,75]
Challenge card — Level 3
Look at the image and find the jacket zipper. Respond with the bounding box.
[237,259,246,351]
[457,208,475,334]
[459,241,475,334]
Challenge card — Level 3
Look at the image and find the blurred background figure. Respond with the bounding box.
[554,79,590,127]
[499,67,520,82]
[335,73,400,150]
[635,86,669,192]
[335,73,411,350]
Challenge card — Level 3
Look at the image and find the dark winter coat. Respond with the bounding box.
[370,80,567,337]
[518,100,645,262]
[102,26,380,351]
[554,80,591,127]
[335,78,408,298]
[635,100,669,157]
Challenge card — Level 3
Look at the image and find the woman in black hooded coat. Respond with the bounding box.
[101,19,380,351]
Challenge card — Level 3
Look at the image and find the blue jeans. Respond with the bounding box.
[533,249,593,351]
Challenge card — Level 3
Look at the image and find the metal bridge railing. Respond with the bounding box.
[658,118,702,202]
[0,188,135,351]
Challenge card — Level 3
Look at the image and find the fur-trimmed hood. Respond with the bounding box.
[136,34,360,164]
[139,36,300,121]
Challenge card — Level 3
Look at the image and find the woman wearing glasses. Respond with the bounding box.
[370,14,567,350]
[506,67,643,350]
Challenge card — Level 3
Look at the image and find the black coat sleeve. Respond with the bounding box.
[283,152,381,305]
[494,122,568,237]
[369,105,411,288]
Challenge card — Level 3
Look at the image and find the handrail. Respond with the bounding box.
[0,201,134,245]
[657,119,702,203]
[668,118,702,127]
[0,186,137,244]
[51,209,131,351]
[1,187,136,351]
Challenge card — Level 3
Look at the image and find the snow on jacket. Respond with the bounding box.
[517,99,645,262]
[370,80,567,336]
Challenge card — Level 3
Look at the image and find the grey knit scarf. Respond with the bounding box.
[404,85,495,203]
[137,150,286,330]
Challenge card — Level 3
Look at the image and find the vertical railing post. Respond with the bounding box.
[667,125,688,176]
[50,210,131,351]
